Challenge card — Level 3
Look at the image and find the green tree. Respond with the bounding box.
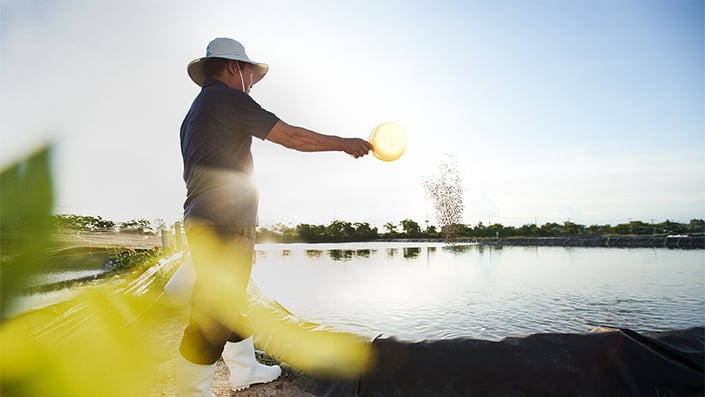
[687,219,705,234]
[424,224,439,237]
[539,222,561,236]
[612,222,631,235]
[119,219,156,234]
[625,220,652,235]
[561,221,585,235]
[470,222,486,237]
[657,219,686,235]
[353,222,378,240]
[517,223,539,236]
[383,222,398,237]
[399,219,422,238]
[54,214,115,232]
[486,223,509,238]
[325,220,356,241]
[296,223,326,242]
[587,224,608,235]
[270,223,297,242]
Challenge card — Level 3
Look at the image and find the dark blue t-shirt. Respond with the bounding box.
[180,78,279,227]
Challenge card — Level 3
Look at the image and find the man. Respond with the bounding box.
[176,37,373,397]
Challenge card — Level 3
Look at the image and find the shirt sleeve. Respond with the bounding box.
[224,90,280,140]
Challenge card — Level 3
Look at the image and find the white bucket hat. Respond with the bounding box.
[187,38,269,87]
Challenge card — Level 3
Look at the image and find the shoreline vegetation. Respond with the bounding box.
[256,218,705,245]
[33,216,703,297]
[51,214,705,249]
[33,225,703,296]
[390,235,705,249]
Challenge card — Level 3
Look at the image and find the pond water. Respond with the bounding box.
[251,242,705,341]
[9,269,106,317]
[26,269,105,288]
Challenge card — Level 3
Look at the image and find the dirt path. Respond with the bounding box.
[211,361,317,397]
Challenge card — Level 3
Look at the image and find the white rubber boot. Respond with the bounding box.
[174,353,218,397]
[222,336,282,391]
[164,255,196,304]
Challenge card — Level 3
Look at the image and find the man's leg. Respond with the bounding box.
[177,225,255,396]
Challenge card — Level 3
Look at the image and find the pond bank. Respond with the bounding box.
[382,235,704,249]
[475,235,705,249]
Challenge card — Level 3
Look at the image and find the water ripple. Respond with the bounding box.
[252,244,705,340]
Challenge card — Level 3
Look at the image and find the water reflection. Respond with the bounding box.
[371,246,423,259]
[443,244,474,253]
[328,249,353,261]
[305,250,322,259]
[327,249,377,261]
[355,249,371,258]
[251,243,705,341]
[301,248,375,261]
[386,248,398,258]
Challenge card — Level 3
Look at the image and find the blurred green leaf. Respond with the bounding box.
[1,146,54,320]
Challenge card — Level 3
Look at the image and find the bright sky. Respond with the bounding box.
[1,1,703,229]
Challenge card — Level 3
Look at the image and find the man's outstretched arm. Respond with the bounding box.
[266,120,373,158]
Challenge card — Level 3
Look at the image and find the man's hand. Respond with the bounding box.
[343,138,374,158]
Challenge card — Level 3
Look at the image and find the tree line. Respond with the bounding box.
[52,214,704,243]
[257,218,705,243]
[53,214,165,235]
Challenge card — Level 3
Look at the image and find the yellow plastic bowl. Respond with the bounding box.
[369,122,406,162]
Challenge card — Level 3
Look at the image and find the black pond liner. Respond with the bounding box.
[294,326,704,397]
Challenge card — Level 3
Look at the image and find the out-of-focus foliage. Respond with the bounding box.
[1,285,169,397]
[1,146,54,320]
[0,147,175,397]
